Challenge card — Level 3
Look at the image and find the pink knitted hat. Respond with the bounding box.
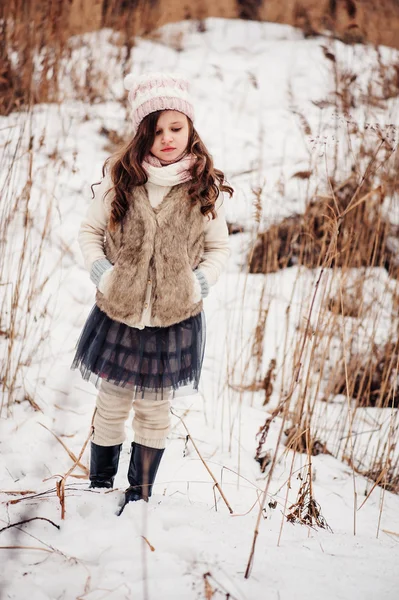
[124,72,195,137]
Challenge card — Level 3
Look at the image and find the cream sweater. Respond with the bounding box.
[78,173,230,328]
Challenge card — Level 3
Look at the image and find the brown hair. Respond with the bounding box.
[92,111,233,230]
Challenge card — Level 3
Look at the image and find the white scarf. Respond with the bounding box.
[142,153,195,187]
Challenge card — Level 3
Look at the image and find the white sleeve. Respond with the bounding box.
[198,195,230,287]
[78,175,112,272]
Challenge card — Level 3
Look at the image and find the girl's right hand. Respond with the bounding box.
[98,266,114,296]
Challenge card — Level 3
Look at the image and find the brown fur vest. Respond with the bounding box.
[95,182,205,327]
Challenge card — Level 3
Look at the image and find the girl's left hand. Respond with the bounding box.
[191,272,202,303]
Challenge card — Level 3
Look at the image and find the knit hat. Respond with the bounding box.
[124,72,195,137]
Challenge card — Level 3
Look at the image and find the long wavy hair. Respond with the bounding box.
[93,111,234,230]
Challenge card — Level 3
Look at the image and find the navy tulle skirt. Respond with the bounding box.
[71,304,206,396]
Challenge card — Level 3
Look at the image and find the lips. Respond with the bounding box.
[161,147,176,152]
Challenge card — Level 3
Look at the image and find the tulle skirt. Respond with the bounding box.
[71,304,205,396]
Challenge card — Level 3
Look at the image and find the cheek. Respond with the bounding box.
[180,129,189,148]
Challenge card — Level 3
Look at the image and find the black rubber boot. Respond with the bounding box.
[89,442,122,489]
[117,442,165,515]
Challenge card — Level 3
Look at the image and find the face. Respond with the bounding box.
[150,110,190,161]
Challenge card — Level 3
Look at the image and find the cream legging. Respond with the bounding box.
[92,379,171,449]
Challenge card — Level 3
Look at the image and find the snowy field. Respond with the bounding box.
[1,18,399,600]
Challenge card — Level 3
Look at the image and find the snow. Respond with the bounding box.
[1,17,399,600]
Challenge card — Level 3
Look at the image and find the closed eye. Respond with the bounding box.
[155,128,182,135]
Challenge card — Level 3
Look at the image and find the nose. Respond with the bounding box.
[162,131,173,144]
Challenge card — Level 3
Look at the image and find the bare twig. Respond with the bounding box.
[0,517,60,534]
[171,409,233,514]
[39,423,88,474]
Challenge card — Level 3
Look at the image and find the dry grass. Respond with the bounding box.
[238,40,399,575]
[286,470,332,530]
[249,169,398,276]
[0,2,136,413]
[0,117,55,415]
[3,3,399,118]
[0,2,135,116]
[332,340,399,408]
[0,2,70,115]
[248,146,399,490]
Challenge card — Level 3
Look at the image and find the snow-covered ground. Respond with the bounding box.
[1,18,399,600]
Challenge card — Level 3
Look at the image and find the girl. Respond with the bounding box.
[71,72,233,513]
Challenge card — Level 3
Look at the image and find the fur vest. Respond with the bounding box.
[95,182,205,327]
